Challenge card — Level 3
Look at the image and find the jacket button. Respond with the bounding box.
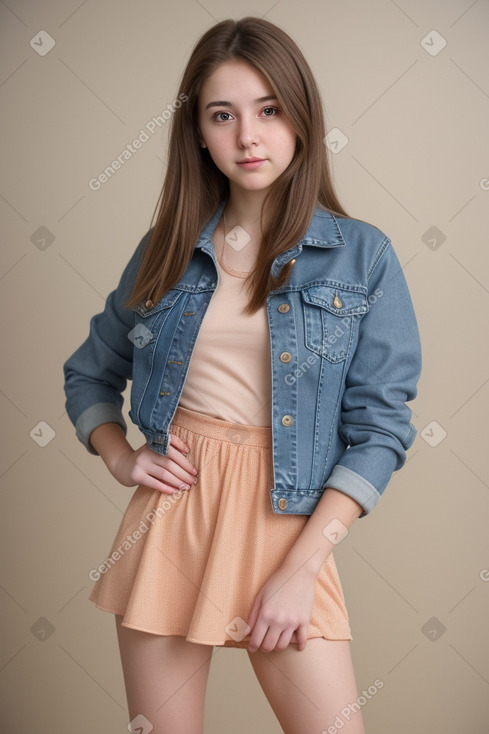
[278,303,290,313]
[280,352,292,363]
[281,415,293,426]
[333,295,343,309]
[278,498,288,510]
[145,299,154,309]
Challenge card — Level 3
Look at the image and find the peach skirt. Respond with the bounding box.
[89,405,352,648]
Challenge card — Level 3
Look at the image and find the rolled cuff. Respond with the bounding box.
[324,465,381,518]
[75,402,128,455]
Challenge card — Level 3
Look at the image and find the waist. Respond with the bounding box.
[170,405,272,448]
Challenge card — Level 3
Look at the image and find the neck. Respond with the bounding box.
[224,185,270,234]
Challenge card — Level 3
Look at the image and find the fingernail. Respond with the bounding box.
[181,483,191,490]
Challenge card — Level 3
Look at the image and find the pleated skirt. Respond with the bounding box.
[89,405,352,648]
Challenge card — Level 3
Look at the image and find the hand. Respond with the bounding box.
[110,433,198,495]
[246,564,316,653]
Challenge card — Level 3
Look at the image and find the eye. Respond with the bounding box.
[213,111,233,122]
[262,106,279,117]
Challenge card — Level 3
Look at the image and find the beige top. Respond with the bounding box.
[178,229,272,426]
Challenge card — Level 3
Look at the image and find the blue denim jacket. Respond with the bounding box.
[63,199,421,518]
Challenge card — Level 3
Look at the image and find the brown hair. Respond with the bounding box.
[126,16,350,315]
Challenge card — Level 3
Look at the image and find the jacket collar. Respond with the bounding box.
[194,198,346,252]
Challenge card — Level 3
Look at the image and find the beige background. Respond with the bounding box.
[1,0,488,732]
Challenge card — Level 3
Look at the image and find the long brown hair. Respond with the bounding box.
[126,16,350,315]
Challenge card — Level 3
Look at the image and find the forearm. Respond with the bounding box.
[89,422,134,474]
[281,488,363,580]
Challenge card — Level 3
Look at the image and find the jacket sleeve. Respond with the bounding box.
[62,230,152,455]
[325,237,422,517]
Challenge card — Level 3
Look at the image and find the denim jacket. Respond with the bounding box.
[63,199,422,518]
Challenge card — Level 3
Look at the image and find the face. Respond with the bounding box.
[197,60,297,196]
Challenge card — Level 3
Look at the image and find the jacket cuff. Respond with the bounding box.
[75,402,128,456]
[324,465,381,518]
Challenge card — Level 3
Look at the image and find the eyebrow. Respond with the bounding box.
[204,95,278,110]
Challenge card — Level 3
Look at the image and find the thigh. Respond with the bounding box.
[115,614,214,734]
[247,638,366,734]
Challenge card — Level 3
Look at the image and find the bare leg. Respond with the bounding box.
[247,638,367,734]
[115,614,214,734]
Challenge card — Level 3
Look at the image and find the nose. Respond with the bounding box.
[237,114,260,149]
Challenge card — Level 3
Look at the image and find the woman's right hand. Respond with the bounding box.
[109,433,198,495]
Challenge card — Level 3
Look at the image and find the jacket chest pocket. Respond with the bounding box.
[130,289,184,348]
[129,290,186,406]
[301,284,369,363]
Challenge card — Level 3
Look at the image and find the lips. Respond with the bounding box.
[236,158,267,169]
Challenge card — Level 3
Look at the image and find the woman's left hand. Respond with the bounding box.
[246,564,316,653]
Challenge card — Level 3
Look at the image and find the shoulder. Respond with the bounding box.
[336,215,389,248]
[308,206,393,272]
[313,205,390,248]
[125,227,155,274]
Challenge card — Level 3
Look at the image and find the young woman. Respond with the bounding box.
[63,17,421,734]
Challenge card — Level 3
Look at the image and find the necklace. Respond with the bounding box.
[217,210,256,279]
